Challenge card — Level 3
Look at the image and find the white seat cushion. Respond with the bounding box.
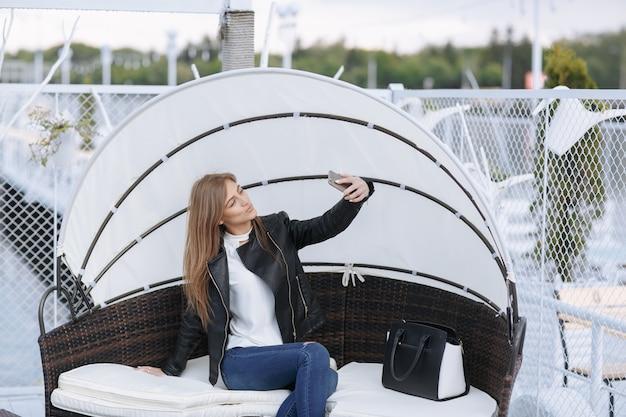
[327,362,498,417]
[52,358,496,417]
[51,356,290,417]
[51,389,283,417]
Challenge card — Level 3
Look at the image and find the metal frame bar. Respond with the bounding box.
[4,84,626,100]
[90,265,505,319]
[528,290,626,416]
[37,285,76,337]
[526,358,626,398]
[527,293,626,347]
[394,89,626,100]
[0,83,172,94]
[302,262,504,313]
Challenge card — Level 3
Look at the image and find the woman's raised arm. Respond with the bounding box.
[280,175,375,250]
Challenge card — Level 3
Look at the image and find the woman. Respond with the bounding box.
[137,172,375,417]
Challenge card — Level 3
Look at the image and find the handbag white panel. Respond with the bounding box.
[437,343,467,400]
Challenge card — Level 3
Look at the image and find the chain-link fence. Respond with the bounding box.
[1,84,625,417]
[0,85,166,405]
[387,88,626,417]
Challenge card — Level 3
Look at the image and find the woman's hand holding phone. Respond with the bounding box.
[328,171,369,203]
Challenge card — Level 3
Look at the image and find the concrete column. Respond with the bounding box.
[220,10,255,71]
[60,48,72,84]
[367,55,377,89]
[167,31,177,86]
[33,49,44,83]
[101,45,112,85]
[502,26,513,89]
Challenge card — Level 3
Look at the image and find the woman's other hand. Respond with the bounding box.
[334,174,369,203]
[136,366,166,377]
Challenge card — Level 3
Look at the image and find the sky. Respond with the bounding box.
[2,0,626,55]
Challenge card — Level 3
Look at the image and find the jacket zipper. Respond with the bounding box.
[266,231,297,341]
[295,274,308,318]
[207,265,229,379]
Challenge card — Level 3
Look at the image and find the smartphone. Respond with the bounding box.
[328,170,349,192]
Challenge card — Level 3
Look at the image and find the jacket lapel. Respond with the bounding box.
[207,244,230,309]
[236,226,285,294]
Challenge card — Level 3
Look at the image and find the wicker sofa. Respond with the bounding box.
[39,271,526,417]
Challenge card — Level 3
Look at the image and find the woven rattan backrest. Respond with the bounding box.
[39,286,207,417]
[306,272,512,405]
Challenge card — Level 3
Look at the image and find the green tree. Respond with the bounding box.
[529,44,605,282]
[510,36,532,88]
[8,28,626,88]
[560,29,626,88]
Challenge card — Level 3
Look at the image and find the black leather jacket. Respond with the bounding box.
[162,181,375,385]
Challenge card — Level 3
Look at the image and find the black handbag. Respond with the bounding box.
[382,319,469,401]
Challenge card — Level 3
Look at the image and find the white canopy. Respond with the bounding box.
[58,68,513,313]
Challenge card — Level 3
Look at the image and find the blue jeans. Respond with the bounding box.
[220,342,338,417]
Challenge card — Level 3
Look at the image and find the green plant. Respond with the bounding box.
[76,93,98,152]
[529,45,606,283]
[27,105,98,167]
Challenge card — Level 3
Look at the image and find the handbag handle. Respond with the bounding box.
[389,328,430,382]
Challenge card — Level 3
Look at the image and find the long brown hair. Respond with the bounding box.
[183,173,276,329]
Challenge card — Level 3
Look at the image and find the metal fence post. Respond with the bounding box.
[167,31,178,86]
[591,322,605,417]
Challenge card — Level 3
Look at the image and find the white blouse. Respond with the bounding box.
[223,226,283,350]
